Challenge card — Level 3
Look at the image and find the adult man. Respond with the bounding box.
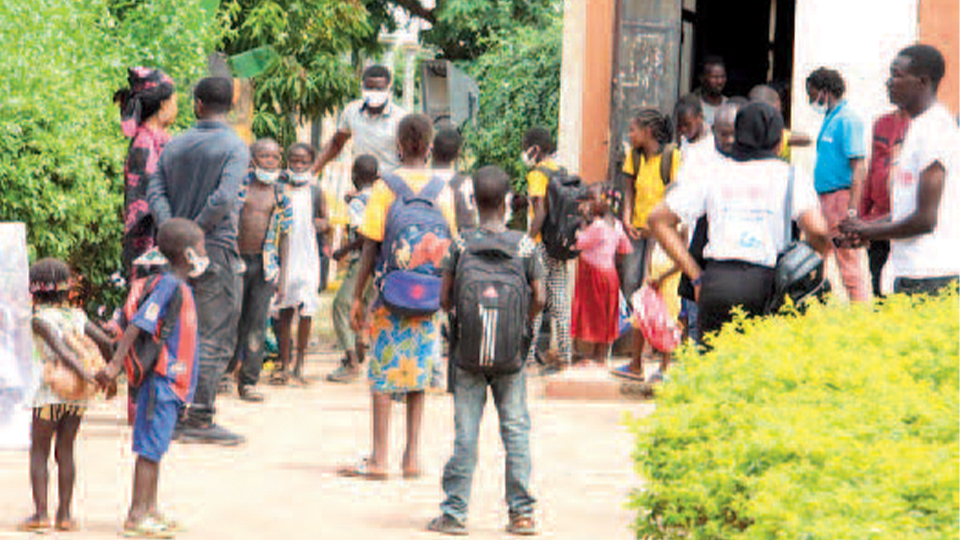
[859,108,910,296]
[841,44,959,295]
[690,56,728,127]
[806,67,871,302]
[312,65,408,176]
[148,77,249,446]
[748,84,812,160]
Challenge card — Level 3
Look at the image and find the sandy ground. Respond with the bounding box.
[0,348,653,540]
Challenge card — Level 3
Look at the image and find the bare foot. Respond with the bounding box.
[19,514,50,532]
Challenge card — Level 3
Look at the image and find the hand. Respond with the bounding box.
[350,298,367,332]
[838,216,865,236]
[645,277,663,291]
[332,248,346,262]
[94,367,114,389]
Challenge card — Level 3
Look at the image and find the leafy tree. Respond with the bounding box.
[219,0,374,145]
[0,0,221,311]
[364,0,558,61]
[460,12,562,192]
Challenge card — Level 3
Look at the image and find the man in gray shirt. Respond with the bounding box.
[148,77,249,446]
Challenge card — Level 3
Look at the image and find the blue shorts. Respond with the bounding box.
[132,375,181,463]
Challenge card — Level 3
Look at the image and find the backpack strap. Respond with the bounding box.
[417,175,447,201]
[382,172,415,200]
[660,143,678,186]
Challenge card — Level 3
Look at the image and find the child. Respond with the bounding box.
[22,259,113,533]
[571,184,632,366]
[95,218,204,538]
[274,142,328,385]
[226,138,292,401]
[428,165,545,536]
[339,114,454,480]
[327,154,378,383]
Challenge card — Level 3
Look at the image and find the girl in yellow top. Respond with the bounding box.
[340,114,456,480]
[618,109,682,382]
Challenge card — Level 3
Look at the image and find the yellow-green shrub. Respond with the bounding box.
[631,290,959,540]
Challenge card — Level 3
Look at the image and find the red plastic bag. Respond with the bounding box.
[631,284,682,353]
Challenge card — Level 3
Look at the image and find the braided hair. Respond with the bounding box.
[30,258,73,305]
[633,109,674,146]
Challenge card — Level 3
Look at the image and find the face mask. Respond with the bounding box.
[362,89,390,108]
[521,149,537,168]
[255,168,280,184]
[810,92,828,115]
[287,170,314,186]
[185,248,210,278]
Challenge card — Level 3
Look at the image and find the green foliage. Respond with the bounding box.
[364,0,558,61]
[220,0,373,145]
[0,0,221,312]
[460,13,562,192]
[631,291,960,540]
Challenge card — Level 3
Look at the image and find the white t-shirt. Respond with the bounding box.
[666,157,820,268]
[887,103,960,279]
[337,101,408,173]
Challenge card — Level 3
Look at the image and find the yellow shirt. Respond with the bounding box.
[526,158,559,242]
[779,129,792,162]
[622,148,681,229]
[360,168,458,242]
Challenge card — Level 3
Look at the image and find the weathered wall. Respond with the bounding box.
[919,0,959,115]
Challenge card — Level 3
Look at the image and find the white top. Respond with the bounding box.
[278,183,320,315]
[338,100,409,173]
[676,133,719,183]
[666,156,820,268]
[888,103,960,279]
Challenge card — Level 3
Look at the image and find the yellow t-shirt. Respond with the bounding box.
[779,128,792,162]
[526,158,560,242]
[359,168,458,242]
[622,148,682,229]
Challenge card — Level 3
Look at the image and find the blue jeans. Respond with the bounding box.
[440,367,536,522]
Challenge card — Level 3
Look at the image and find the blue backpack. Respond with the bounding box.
[377,173,453,317]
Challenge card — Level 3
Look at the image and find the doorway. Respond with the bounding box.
[680,0,797,123]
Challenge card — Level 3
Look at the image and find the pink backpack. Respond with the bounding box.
[631,285,681,353]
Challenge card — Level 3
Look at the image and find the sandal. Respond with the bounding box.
[122,516,175,538]
[269,371,288,386]
[506,514,538,536]
[610,363,645,382]
[402,469,423,480]
[337,458,389,481]
[18,515,50,532]
[55,518,80,531]
[151,513,183,533]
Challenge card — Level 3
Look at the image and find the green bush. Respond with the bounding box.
[631,291,959,540]
[0,0,220,312]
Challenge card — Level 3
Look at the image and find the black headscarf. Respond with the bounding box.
[731,101,784,161]
[113,67,175,137]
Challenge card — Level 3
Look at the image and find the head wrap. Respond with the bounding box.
[116,67,175,138]
[731,102,784,162]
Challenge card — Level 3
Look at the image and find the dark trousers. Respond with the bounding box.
[227,253,276,388]
[868,240,890,297]
[698,260,775,338]
[186,246,242,425]
[893,275,958,296]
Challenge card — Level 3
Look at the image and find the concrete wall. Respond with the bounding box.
[919,0,959,115]
[791,0,919,172]
[557,0,586,173]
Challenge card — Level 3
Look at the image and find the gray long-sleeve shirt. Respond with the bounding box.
[147,120,250,253]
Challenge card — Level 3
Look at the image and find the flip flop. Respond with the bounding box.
[122,516,174,538]
[269,371,288,386]
[337,458,389,481]
[402,470,423,480]
[18,515,51,532]
[151,514,183,533]
[611,364,645,381]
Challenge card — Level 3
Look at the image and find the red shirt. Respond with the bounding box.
[860,111,910,220]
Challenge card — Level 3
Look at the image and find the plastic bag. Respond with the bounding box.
[631,284,681,353]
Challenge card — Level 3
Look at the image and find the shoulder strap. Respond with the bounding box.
[784,166,795,245]
[417,175,447,201]
[660,143,677,185]
[273,183,284,206]
[382,173,414,200]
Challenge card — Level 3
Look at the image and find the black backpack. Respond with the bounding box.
[539,166,586,261]
[453,230,531,375]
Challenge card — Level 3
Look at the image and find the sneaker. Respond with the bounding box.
[427,515,468,536]
[238,385,265,403]
[506,514,537,536]
[326,362,360,383]
[178,423,246,446]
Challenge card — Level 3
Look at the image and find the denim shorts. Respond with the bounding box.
[132,375,181,463]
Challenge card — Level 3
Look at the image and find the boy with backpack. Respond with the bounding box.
[96,218,203,538]
[522,126,580,372]
[428,165,545,536]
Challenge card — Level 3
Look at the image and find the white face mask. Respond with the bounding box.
[810,92,828,116]
[287,170,314,186]
[362,89,390,108]
[185,247,210,278]
[255,168,280,184]
[521,149,538,168]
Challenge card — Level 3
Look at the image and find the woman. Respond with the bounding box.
[113,67,177,278]
[647,102,830,339]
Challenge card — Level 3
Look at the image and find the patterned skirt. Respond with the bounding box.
[366,304,442,394]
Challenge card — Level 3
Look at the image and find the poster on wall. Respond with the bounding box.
[0,223,33,450]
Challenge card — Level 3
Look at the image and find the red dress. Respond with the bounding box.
[571,219,632,344]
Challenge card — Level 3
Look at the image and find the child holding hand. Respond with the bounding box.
[571,184,632,366]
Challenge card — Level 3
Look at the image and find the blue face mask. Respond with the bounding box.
[809,91,828,116]
[287,170,314,186]
[255,168,280,184]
